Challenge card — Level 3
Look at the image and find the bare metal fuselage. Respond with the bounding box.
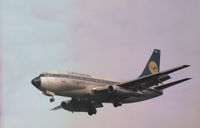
[38,75,162,104]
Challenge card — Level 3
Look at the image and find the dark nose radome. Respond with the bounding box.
[31,77,41,88]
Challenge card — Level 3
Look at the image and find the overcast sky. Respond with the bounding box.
[1,0,200,128]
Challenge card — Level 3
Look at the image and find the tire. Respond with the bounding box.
[88,111,93,116]
[113,102,118,107]
[92,109,97,114]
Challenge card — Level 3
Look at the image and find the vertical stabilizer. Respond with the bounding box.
[139,49,160,77]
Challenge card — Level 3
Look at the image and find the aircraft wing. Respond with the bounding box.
[118,65,190,89]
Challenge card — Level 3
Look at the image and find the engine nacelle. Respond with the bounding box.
[60,100,103,112]
[107,85,142,96]
[61,100,70,109]
[93,85,142,96]
[107,85,117,93]
[61,100,88,112]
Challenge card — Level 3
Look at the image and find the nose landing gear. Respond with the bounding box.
[50,97,55,102]
[43,90,55,102]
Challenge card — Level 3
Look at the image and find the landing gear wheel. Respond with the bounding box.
[92,109,97,114]
[113,102,122,107]
[88,110,93,116]
[88,108,97,116]
[113,103,118,107]
[50,97,55,102]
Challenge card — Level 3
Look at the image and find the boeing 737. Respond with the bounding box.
[31,49,191,115]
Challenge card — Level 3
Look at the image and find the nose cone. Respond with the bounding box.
[31,77,41,88]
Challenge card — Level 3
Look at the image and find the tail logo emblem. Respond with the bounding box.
[148,61,158,74]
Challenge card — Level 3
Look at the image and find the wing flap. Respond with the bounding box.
[155,78,191,90]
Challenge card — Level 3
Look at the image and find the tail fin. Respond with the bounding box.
[139,49,160,77]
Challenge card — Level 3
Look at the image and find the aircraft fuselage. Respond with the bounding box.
[31,49,190,115]
[33,72,163,104]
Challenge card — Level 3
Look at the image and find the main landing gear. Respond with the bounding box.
[88,108,97,116]
[113,102,122,107]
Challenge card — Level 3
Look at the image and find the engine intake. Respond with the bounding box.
[108,85,116,93]
[61,101,67,108]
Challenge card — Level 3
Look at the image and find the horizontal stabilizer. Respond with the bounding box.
[158,65,190,76]
[155,78,191,90]
[118,65,190,88]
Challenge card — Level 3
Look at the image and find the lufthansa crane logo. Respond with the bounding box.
[148,61,158,74]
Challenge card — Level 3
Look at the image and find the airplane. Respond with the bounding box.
[31,49,191,116]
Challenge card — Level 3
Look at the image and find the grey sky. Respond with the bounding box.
[1,0,200,128]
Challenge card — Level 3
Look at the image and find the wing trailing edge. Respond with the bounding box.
[155,78,191,90]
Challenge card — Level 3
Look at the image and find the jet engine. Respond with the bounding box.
[93,85,142,96]
[107,85,142,96]
[60,100,88,112]
[60,100,103,114]
[61,100,71,110]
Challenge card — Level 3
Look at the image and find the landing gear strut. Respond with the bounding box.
[113,102,122,107]
[88,108,97,116]
[43,90,55,102]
